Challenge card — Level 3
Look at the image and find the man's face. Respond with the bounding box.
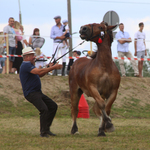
[9,18,14,27]
[119,25,124,31]
[27,53,36,65]
[140,25,144,31]
[55,18,61,25]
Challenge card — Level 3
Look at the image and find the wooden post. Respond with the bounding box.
[67,0,73,57]
[90,42,92,55]
[6,34,9,74]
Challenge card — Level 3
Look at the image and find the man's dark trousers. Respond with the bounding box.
[25,91,58,135]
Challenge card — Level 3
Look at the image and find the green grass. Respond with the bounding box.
[0,117,150,150]
[1,95,150,149]
[111,97,150,118]
[1,95,150,119]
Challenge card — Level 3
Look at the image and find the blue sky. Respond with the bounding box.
[0,0,150,61]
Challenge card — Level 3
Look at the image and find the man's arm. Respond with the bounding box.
[125,38,132,43]
[118,38,132,44]
[29,37,32,46]
[50,26,65,40]
[134,38,137,56]
[144,40,147,56]
[30,62,62,77]
[4,33,7,43]
[15,36,17,48]
[3,26,8,43]
[55,35,65,40]
[23,39,28,46]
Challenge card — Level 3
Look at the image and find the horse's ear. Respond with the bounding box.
[100,21,105,24]
[107,25,118,30]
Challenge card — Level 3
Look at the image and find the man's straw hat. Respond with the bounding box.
[22,47,35,56]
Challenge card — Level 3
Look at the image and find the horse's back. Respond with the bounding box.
[69,57,91,76]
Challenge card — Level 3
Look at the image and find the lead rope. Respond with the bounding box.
[55,41,85,63]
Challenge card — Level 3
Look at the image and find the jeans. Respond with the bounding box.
[25,91,58,134]
[9,46,16,62]
[0,58,6,67]
[118,51,139,76]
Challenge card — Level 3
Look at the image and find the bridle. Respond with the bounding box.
[87,24,107,42]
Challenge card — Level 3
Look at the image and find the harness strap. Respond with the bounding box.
[88,24,106,41]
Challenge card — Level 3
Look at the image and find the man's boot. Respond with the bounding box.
[61,62,66,76]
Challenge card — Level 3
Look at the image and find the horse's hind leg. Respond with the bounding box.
[104,90,118,132]
[70,88,83,134]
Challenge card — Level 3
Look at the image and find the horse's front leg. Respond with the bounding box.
[70,89,83,134]
[90,87,115,134]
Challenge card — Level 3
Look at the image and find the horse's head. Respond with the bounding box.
[79,22,117,45]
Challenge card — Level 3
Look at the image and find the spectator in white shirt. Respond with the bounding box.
[134,22,147,78]
[3,17,17,73]
[115,23,139,77]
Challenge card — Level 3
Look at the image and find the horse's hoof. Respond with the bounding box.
[71,129,78,135]
[105,122,115,132]
[74,131,80,135]
[71,131,79,135]
[98,131,106,136]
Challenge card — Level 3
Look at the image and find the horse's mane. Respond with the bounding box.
[108,30,113,46]
[104,22,114,46]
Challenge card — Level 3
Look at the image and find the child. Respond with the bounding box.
[62,20,70,48]
[35,47,47,69]
[73,50,81,62]
[67,50,81,75]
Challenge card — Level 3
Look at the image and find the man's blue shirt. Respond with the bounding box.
[19,61,41,97]
[115,31,130,52]
[50,24,64,43]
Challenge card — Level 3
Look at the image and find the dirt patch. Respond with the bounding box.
[116,77,150,107]
[0,74,150,108]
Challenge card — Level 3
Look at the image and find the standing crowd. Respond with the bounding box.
[115,22,146,78]
[1,17,147,77]
[2,17,28,74]
[1,15,70,75]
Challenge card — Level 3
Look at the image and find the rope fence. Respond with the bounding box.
[0,33,150,75]
[1,54,150,62]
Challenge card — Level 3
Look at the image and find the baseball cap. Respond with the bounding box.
[53,15,61,19]
[62,19,68,23]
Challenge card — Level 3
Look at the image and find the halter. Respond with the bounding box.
[88,24,107,43]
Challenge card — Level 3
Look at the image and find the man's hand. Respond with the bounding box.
[49,63,54,67]
[53,62,63,70]
[56,35,65,40]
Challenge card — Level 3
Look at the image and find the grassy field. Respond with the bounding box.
[0,96,150,150]
[1,75,150,149]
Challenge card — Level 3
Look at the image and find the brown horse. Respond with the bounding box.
[69,22,121,136]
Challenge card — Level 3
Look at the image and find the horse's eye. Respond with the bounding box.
[99,27,103,30]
